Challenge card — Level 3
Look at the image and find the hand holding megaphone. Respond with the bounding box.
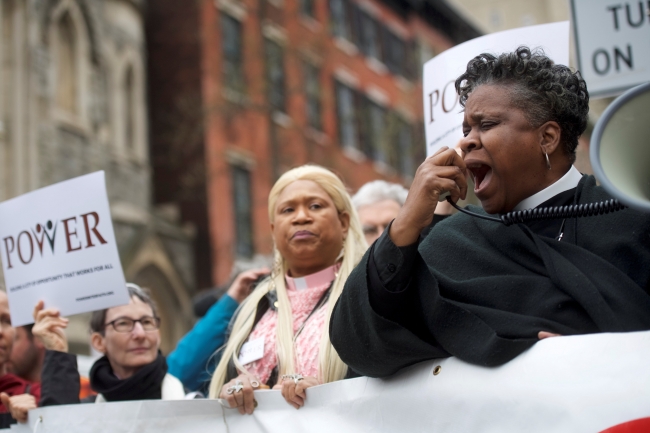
[389,146,468,247]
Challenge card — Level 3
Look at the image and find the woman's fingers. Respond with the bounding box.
[281,378,307,409]
[1,393,36,423]
[37,316,68,331]
[224,392,238,412]
[294,376,318,399]
[220,376,259,415]
[538,331,562,340]
[295,380,312,401]
[34,307,62,323]
[32,312,69,352]
[241,378,256,415]
[281,379,298,408]
[430,173,464,203]
[391,146,468,246]
[429,150,468,201]
[228,268,270,304]
[219,381,239,412]
[32,301,44,321]
[245,268,270,281]
[233,388,245,415]
[0,393,9,414]
[295,381,308,399]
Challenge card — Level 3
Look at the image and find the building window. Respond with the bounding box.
[399,124,415,176]
[411,122,426,177]
[232,166,254,258]
[385,114,416,176]
[124,65,135,151]
[358,10,380,60]
[358,98,386,161]
[329,0,352,41]
[221,14,244,93]
[335,81,358,150]
[56,12,78,114]
[300,0,315,18]
[304,63,321,130]
[265,39,286,112]
[382,29,407,77]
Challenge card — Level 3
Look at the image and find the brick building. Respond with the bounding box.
[147,0,479,288]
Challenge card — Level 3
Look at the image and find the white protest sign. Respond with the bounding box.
[571,0,650,97]
[11,331,650,433]
[423,22,570,157]
[0,171,129,326]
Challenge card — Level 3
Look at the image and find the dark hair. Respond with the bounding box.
[22,324,34,341]
[455,46,589,163]
[90,283,159,334]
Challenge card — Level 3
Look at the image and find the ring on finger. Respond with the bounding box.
[227,380,244,395]
[250,380,260,389]
[292,374,304,385]
[281,374,304,385]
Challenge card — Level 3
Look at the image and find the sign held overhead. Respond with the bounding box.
[571,0,650,97]
[0,171,130,326]
[422,22,570,157]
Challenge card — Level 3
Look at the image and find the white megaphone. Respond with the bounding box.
[590,81,650,213]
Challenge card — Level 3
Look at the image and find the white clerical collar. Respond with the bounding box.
[513,166,583,211]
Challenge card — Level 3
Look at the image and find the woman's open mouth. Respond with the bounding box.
[466,163,492,194]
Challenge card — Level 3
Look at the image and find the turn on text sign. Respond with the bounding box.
[571,0,650,97]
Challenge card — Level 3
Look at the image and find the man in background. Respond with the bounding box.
[353,180,455,245]
[8,325,44,384]
[352,180,409,245]
[0,290,39,425]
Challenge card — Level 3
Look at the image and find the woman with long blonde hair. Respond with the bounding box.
[210,165,366,413]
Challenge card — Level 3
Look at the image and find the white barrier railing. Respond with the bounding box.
[8,330,650,433]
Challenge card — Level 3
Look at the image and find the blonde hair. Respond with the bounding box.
[209,165,367,398]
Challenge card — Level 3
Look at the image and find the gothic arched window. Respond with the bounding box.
[56,12,78,114]
[124,65,135,151]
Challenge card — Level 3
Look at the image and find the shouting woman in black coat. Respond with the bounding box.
[330,46,650,378]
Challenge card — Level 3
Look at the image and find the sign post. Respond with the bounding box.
[422,22,570,157]
[0,171,129,326]
[571,0,650,97]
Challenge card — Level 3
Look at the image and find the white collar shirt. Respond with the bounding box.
[513,165,583,211]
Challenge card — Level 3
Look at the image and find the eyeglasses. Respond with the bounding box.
[364,222,394,236]
[104,316,161,333]
[362,225,380,236]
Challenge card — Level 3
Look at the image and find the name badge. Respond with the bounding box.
[239,337,265,365]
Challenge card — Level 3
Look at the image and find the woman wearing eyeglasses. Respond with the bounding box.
[32,284,185,405]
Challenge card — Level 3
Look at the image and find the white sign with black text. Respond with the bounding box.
[423,22,570,157]
[571,0,650,97]
[0,171,129,326]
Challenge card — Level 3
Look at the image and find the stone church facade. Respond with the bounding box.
[0,0,195,354]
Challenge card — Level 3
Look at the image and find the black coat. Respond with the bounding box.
[39,349,170,406]
[330,176,650,377]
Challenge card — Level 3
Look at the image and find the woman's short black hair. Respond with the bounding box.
[90,283,159,334]
[455,46,589,162]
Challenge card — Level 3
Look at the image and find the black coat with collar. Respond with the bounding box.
[330,175,650,377]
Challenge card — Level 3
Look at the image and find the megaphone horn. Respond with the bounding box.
[590,81,650,213]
